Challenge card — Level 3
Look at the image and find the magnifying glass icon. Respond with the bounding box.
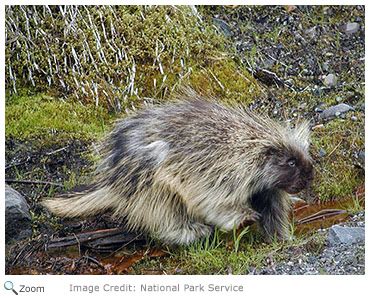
[4,281,18,295]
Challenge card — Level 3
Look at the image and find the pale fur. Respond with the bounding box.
[43,95,312,245]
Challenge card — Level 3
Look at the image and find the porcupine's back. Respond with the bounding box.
[43,98,310,220]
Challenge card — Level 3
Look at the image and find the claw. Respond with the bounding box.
[238,210,261,228]
[250,210,261,221]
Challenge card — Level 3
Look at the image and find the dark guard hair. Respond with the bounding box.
[43,95,314,244]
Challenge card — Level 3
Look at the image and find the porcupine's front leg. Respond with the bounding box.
[200,205,261,232]
[250,188,291,242]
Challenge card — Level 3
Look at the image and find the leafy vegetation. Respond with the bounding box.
[5,6,247,110]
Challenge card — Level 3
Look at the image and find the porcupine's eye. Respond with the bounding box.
[287,158,296,168]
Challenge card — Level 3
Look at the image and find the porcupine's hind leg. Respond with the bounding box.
[250,189,291,242]
[150,192,214,245]
[123,185,213,245]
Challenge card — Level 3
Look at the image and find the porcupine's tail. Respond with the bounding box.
[42,186,118,218]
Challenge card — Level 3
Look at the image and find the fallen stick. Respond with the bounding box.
[296,208,348,225]
[5,179,64,187]
[46,228,146,251]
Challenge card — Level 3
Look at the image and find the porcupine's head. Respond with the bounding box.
[259,121,314,195]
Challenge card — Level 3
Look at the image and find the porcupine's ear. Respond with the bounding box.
[292,120,311,150]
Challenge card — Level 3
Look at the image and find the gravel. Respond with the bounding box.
[341,22,360,35]
[250,242,364,275]
[248,212,365,275]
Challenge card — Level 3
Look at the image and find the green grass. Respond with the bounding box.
[5,6,228,109]
[131,228,327,274]
[341,194,365,215]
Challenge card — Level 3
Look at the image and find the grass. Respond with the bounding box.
[5,6,228,110]
[131,228,327,274]
[341,194,365,215]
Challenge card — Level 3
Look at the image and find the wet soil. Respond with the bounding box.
[293,185,364,234]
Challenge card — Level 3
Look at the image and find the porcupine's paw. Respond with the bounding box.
[238,209,261,229]
[215,207,261,231]
[161,221,213,245]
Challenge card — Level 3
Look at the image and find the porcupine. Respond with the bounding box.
[43,95,314,245]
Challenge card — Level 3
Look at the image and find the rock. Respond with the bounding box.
[212,18,233,37]
[318,148,327,157]
[341,22,360,35]
[305,26,317,39]
[357,150,365,163]
[323,74,337,87]
[285,5,297,13]
[320,103,354,120]
[355,150,365,169]
[5,184,32,244]
[322,61,329,72]
[328,225,365,246]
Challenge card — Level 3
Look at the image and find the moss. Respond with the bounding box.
[311,115,364,201]
[186,59,263,104]
[6,92,113,141]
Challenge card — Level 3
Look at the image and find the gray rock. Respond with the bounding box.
[320,103,354,119]
[212,18,233,37]
[357,150,365,163]
[342,22,360,35]
[322,61,329,72]
[336,96,343,103]
[305,26,317,39]
[319,148,327,157]
[323,74,337,87]
[328,225,365,246]
[5,184,32,244]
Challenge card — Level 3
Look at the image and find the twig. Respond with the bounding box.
[207,68,225,91]
[5,179,63,187]
[82,255,105,269]
[46,146,67,156]
[327,140,343,158]
[296,209,347,225]
[5,156,30,170]
[46,228,145,251]
[73,233,81,256]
